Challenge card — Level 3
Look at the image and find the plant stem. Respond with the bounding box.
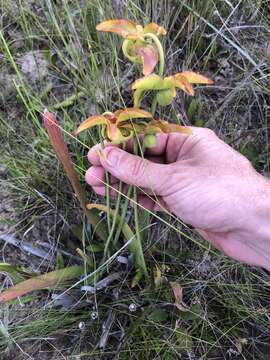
[151,95,158,116]
[99,128,111,232]
[113,185,133,247]
[132,138,148,278]
[103,182,123,256]
[144,33,165,116]
[122,39,138,63]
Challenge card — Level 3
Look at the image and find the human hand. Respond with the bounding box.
[86,127,270,270]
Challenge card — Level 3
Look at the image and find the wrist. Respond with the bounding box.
[243,174,270,270]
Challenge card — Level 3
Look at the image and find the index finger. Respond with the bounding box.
[87,133,170,165]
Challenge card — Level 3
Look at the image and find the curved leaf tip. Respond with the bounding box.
[74,116,109,135]
[179,71,214,85]
[96,19,137,38]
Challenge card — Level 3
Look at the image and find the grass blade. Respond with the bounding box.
[0,266,84,304]
[87,204,148,278]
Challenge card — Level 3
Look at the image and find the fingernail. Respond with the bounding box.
[104,147,120,167]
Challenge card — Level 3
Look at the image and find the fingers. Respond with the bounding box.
[137,194,165,212]
[91,184,165,212]
[87,143,118,166]
[99,146,172,193]
[87,134,170,166]
[87,127,217,167]
[92,183,122,197]
[85,166,119,187]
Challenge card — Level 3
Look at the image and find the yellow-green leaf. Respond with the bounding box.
[156,88,175,106]
[133,88,145,108]
[132,74,172,91]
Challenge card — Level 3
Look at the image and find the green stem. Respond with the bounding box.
[103,141,127,256]
[103,181,123,256]
[132,138,148,278]
[113,185,133,247]
[99,129,111,232]
[122,39,138,63]
[144,33,165,116]
[143,33,165,76]
[151,95,158,116]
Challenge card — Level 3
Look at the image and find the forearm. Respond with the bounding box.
[244,174,270,270]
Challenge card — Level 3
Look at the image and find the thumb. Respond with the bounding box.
[101,146,169,192]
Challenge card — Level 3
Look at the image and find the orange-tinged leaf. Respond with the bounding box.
[116,107,152,123]
[134,44,158,75]
[177,71,214,84]
[170,281,189,311]
[0,266,84,304]
[106,124,130,144]
[120,122,147,133]
[87,203,109,213]
[171,75,195,96]
[145,120,172,134]
[74,115,109,135]
[143,22,166,36]
[146,120,192,135]
[96,19,138,39]
[132,74,172,91]
[167,124,192,135]
[170,281,183,310]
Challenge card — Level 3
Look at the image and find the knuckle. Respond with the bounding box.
[203,128,216,137]
[240,156,254,171]
[130,158,146,180]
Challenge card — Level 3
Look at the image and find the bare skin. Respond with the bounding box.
[86,127,270,270]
